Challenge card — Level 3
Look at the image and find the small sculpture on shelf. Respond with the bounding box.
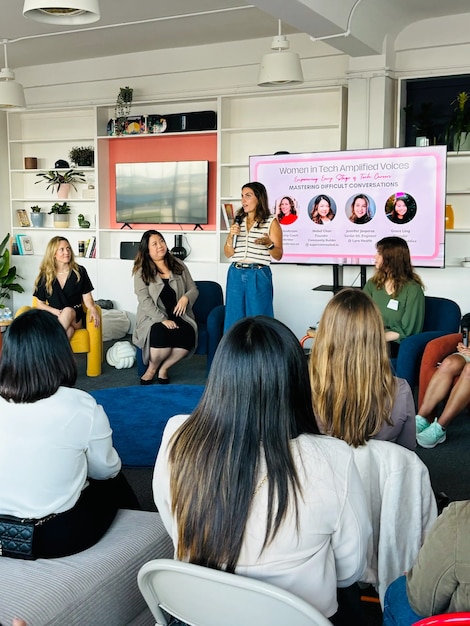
[77,214,91,228]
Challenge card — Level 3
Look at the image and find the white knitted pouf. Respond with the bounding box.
[106,341,136,369]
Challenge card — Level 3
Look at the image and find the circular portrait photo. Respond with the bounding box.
[275,195,298,225]
[309,194,337,225]
[347,193,375,224]
[385,192,417,224]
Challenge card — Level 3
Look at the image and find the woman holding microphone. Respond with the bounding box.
[223,182,283,332]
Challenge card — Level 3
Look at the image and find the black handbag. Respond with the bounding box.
[0,515,35,559]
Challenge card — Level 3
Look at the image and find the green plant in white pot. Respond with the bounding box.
[49,202,71,228]
[35,169,86,198]
[0,233,24,310]
[30,205,45,227]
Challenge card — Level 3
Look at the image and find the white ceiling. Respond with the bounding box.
[2,0,470,69]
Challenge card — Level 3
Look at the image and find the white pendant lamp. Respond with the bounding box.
[0,40,26,110]
[23,0,100,25]
[258,20,304,87]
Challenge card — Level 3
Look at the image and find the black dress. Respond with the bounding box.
[149,279,195,350]
[33,265,94,324]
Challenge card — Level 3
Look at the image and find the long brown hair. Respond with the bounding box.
[34,237,80,295]
[309,289,396,447]
[132,230,184,284]
[371,236,424,297]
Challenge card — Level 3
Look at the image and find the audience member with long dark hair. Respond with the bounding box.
[363,236,425,356]
[33,236,100,340]
[132,230,199,385]
[153,316,371,625]
[0,309,139,559]
[310,288,416,450]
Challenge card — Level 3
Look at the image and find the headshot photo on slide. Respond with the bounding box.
[309,194,336,225]
[347,193,375,224]
[385,192,417,224]
[275,195,298,225]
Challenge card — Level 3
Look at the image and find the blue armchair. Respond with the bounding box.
[136,280,224,377]
[391,295,461,391]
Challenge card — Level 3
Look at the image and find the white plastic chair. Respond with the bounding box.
[138,558,333,626]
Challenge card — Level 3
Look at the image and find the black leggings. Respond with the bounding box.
[32,471,140,559]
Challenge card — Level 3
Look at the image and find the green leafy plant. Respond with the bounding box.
[0,234,24,309]
[35,169,86,193]
[69,146,94,167]
[446,91,470,151]
[30,205,42,213]
[49,202,71,214]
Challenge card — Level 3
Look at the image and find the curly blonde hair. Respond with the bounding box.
[34,237,80,296]
[309,288,396,447]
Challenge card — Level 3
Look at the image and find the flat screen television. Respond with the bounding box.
[115,160,209,226]
[249,146,447,268]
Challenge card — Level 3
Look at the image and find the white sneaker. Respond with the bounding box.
[416,419,447,448]
[415,415,430,434]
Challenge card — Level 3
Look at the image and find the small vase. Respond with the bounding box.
[30,212,45,227]
[53,213,70,228]
[57,183,71,199]
[445,204,454,230]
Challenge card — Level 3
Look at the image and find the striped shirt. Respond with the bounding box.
[231,214,275,266]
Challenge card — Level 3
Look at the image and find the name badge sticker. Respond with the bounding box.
[387,298,399,311]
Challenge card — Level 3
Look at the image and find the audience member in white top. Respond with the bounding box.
[310,289,437,603]
[153,316,371,625]
[0,309,139,559]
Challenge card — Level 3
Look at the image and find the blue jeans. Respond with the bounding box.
[223,263,274,332]
[383,576,425,626]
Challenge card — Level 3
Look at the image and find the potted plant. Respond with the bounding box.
[69,146,94,167]
[30,205,45,228]
[446,91,470,152]
[49,202,71,228]
[115,86,133,135]
[403,102,436,145]
[0,233,24,311]
[35,169,86,198]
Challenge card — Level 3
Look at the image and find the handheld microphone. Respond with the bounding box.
[232,213,244,249]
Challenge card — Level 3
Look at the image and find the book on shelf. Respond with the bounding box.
[221,203,234,229]
[16,209,30,228]
[16,234,34,255]
[85,236,96,258]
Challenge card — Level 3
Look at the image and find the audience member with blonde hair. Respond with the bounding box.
[309,289,437,604]
[310,288,415,449]
[364,237,425,356]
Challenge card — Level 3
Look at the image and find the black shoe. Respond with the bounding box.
[140,377,153,385]
[157,376,170,385]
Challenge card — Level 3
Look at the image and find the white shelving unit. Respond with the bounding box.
[6,88,348,313]
[445,152,470,267]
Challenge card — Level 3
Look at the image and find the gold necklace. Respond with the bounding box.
[252,474,267,498]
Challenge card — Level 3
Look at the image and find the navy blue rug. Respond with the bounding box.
[90,385,204,467]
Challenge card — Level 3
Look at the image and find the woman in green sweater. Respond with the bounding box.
[363,237,425,357]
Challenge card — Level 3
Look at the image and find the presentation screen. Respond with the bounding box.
[249,146,447,268]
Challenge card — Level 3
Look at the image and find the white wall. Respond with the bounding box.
[3,18,470,337]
